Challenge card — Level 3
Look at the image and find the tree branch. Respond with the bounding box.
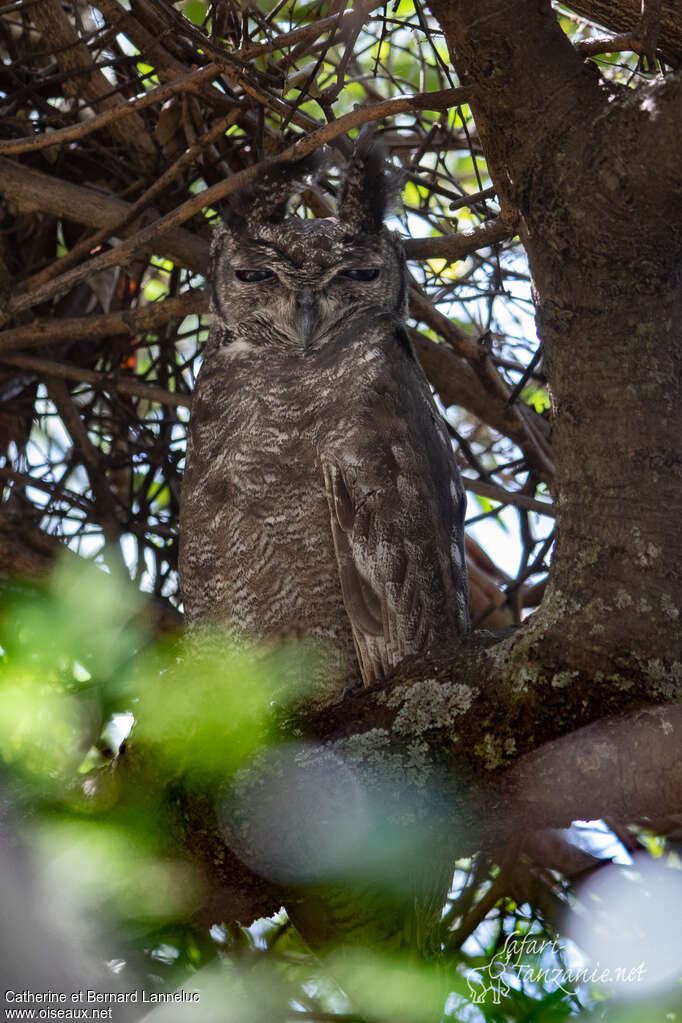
[0,353,188,409]
[462,479,554,517]
[403,217,513,261]
[409,330,552,457]
[0,293,206,354]
[0,64,225,157]
[409,287,555,480]
[144,639,682,933]
[0,158,208,276]
[565,0,682,66]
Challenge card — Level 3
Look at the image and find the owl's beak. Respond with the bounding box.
[294,290,319,349]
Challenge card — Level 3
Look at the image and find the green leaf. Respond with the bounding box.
[182,0,206,27]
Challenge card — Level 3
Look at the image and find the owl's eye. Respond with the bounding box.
[234,269,275,282]
[339,268,380,282]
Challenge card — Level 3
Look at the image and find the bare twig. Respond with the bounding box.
[0,293,206,354]
[0,353,189,409]
[463,479,555,517]
[22,110,240,291]
[0,64,225,157]
[409,286,554,480]
[0,2,385,159]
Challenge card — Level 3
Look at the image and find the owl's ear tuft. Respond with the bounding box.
[227,150,327,227]
[338,128,403,232]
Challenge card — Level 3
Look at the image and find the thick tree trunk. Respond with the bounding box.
[429,0,682,683]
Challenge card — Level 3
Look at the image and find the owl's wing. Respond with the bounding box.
[322,450,467,687]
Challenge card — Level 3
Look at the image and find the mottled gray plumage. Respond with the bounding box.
[180,140,469,707]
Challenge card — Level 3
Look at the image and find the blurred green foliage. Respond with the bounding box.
[1,557,680,1020]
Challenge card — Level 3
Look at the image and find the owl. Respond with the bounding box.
[179,138,469,708]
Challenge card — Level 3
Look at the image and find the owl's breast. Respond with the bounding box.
[180,356,358,700]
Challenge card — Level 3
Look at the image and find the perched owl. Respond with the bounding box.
[180,139,469,707]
